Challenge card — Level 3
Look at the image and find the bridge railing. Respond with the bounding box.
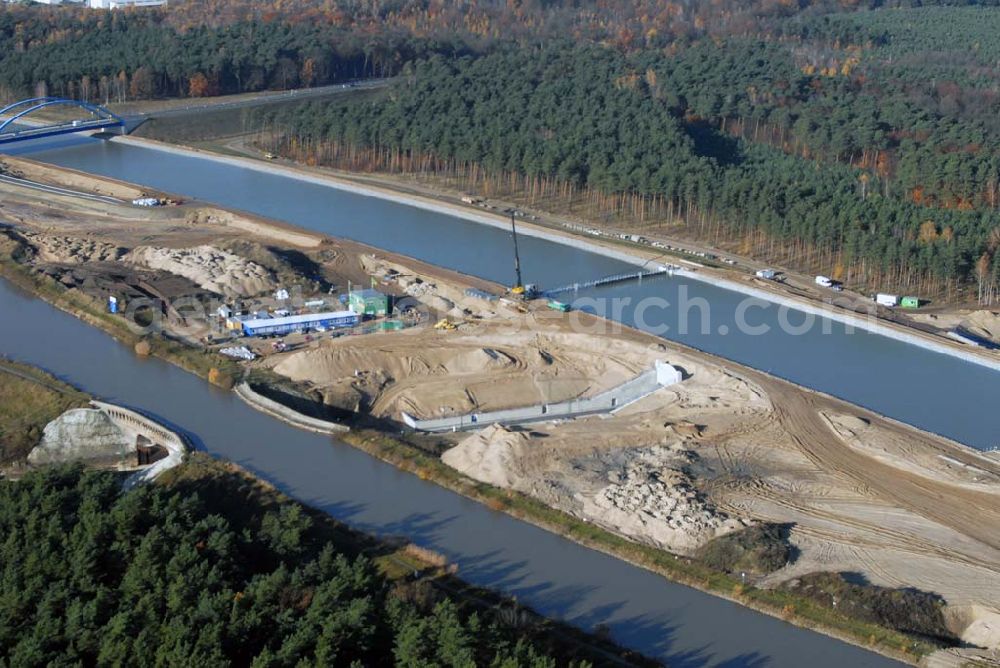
[0,97,124,142]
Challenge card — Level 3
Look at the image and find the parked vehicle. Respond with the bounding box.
[875,293,899,307]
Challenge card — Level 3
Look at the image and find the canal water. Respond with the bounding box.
[12,130,1000,662]
[0,272,899,668]
[13,136,1000,450]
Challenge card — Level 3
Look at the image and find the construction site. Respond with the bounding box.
[1,155,1000,658]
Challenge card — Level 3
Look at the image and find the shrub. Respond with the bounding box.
[782,572,958,643]
[696,523,794,576]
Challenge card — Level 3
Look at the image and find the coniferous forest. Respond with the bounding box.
[4,1,1000,300]
[0,463,600,666]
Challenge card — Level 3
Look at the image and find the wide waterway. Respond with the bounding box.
[1,134,992,665]
[14,136,1000,450]
[0,278,899,668]
[0,137,921,665]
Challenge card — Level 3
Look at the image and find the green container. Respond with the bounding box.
[547,300,571,312]
[900,296,920,309]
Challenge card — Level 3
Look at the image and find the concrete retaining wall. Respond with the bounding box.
[403,361,679,432]
[235,383,350,435]
[91,401,188,490]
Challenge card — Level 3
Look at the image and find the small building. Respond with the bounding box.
[348,289,388,317]
[241,310,359,337]
[225,314,249,331]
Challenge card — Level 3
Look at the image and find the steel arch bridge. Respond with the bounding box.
[0,97,125,145]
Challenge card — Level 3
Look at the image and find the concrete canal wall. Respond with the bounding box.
[235,383,350,435]
[403,361,682,432]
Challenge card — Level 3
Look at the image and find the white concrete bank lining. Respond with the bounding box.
[90,400,187,490]
[403,361,682,432]
[675,269,1000,374]
[117,137,1000,374]
[117,137,649,267]
[234,383,350,435]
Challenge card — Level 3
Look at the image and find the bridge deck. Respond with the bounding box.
[0,119,124,144]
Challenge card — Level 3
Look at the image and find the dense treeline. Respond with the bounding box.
[0,10,466,102]
[5,2,1000,300]
[0,464,588,666]
[260,44,999,300]
[5,0,1000,103]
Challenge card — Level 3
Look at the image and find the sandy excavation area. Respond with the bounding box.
[124,245,277,298]
[4,162,1000,652]
[270,325,657,417]
[266,305,770,554]
[911,308,1000,344]
[0,155,155,201]
[0,174,402,337]
[269,263,1000,649]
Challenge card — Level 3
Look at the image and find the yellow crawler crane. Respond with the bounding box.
[510,212,525,297]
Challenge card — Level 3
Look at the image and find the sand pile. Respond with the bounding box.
[362,254,497,318]
[125,245,276,297]
[25,233,124,264]
[912,309,1000,344]
[961,310,1000,343]
[442,424,531,488]
[581,446,745,553]
[267,329,647,419]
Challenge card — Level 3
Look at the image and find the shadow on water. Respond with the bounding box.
[715,653,772,668]
[452,548,531,591]
[608,613,771,668]
[378,510,460,546]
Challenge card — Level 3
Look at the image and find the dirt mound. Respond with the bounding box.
[442,424,530,488]
[444,348,519,374]
[822,411,1000,490]
[584,446,746,553]
[961,310,1000,343]
[24,233,124,264]
[268,329,649,419]
[125,245,276,297]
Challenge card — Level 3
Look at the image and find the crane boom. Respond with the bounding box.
[510,212,523,290]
